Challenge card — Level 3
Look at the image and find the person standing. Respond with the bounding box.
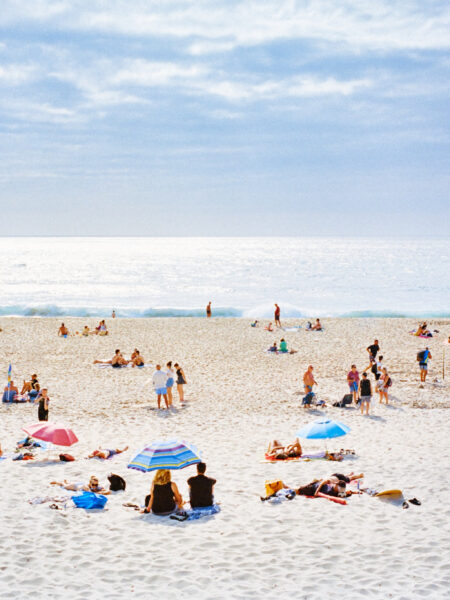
[347,365,360,404]
[174,363,187,404]
[274,304,281,328]
[165,361,175,407]
[112,310,116,318]
[38,388,50,421]
[303,365,318,395]
[365,339,380,371]
[419,347,432,383]
[187,462,216,508]
[379,367,392,404]
[206,302,212,318]
[152,365,169,410]
[359,373,372,415]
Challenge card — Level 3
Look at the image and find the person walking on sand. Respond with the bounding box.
[38,388,50,421]
[347,365,360,404]
[152,365,169,409]
[359,373,372,415]
[365,339,380,372]
[206,302,212,318]
[303,365,318,395]
[418,347,432,383]
[174,363,187,404]
[274,304,281,328]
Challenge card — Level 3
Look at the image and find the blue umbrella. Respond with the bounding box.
[296,418,350,440]
[128,439,201,473]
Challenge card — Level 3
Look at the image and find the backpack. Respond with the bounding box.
[371,363,378,375]
[386,377,392,387]
[108,474,126,491]
[417,350,426,362]
[265,480,283,497]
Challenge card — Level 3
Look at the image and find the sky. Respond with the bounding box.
[0,0,449,236]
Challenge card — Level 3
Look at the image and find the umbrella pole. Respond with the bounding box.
[443,348,445,381]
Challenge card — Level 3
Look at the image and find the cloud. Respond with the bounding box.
[2,0,449,53]
[0,64,37,85]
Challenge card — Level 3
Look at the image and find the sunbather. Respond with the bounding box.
[267,438,302,459]
[88,446,128,459]
[51,475,110,494]
[94,349,129,367]
[131,349,144,367]
[58,323,69,337]
[2,382,19,402]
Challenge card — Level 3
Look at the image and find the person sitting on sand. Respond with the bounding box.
[142,469,183,515]
[268,341,278,353]
[58,323,69,337]
[21,374,40,400]
[279,338,298,354]
[82,325,91,337]
[311,318,322,331]
[415,322,432,337]
[95,320,108,336]
[94,349,129,367]
[265,322,274,332]
[188,462,216,508]
[51,475,110,494]
[251,320,259,328]
[131,349,145,368]
[2,381,19,403]
[88,446,128,460]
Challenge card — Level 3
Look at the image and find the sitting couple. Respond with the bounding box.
[142,463,216,515]
[267,438,302,459]
[94,349,144,368]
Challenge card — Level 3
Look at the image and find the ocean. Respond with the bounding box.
[0,237,448,318]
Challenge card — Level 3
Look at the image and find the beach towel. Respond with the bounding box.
[186,504,221,520]
[303,493,347,505]
[282,327,301,332]
[265,489,296,504]
[264,451,327,463]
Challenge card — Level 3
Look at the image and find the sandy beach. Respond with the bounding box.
[0,317,449,600]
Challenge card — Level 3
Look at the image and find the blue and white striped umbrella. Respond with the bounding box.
[128,439,201,472]
[296,419,350,440]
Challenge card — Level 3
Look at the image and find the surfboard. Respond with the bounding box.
[375,489,402,497]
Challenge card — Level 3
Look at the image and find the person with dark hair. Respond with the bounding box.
[88,446,128,460]
[38,388,50,421]
[359,373,372,415]
[206,302,212,318]
[419,347,432,382]
[108,474,126,491]
[274,304,281,327]
[347,365,360,404]
[365,339,380,372]
[58,323,69,337]
[94,349,128,367]
[187,463,216,508]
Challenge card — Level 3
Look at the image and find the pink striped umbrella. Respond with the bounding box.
[23,422,78,447]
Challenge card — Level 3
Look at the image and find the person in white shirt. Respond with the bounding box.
[152,365,169,409]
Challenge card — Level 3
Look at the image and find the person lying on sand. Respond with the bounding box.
[93,349,129,367]
[88,446,128,459]
[295,473,362,498]
[267,438,302,459]
[51,475,110,494]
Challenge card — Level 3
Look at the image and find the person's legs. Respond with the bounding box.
[178,383,184,403]
[157,394,161,409]
[167,386,173,406]
[163,393,169,409]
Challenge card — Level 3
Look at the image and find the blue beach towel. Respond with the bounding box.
[72,491,108,509]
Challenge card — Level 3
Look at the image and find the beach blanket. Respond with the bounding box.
[185,504,221,520]
[282,327,301,332]
[264,350,290,355]
[265,489,297,503]
[263,451,334,463]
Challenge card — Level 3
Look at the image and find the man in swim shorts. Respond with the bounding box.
[347,365,360,403]
[296,478,348,498]
[303,365,317,395]
[419,347,432,383]
[274,304,281,327]
[152,364,169,409]
[206,302,212,318]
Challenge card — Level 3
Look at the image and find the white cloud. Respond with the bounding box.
[109,59,207,86]
[0,64,37,85]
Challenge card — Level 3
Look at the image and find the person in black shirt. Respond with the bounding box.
[365,339,380,372]
[188,462,216,508]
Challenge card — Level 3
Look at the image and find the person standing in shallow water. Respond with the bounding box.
[206,302,212,318]
[38,388,50,421]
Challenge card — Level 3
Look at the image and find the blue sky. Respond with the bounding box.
[0,0,449,235]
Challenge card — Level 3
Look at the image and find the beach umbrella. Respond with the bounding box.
[296,418,350,440]
[128,439,201,473]
[7,363,12,390]
[22,422,78,447]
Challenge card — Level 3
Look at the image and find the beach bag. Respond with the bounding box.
[417,350,426,362]
[72,492,108,509]
[371,363,378,375]
[108,474,126,491]
[59,453,75,462]
[265,480,283,497]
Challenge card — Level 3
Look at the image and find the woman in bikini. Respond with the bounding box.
[174,363,187,403]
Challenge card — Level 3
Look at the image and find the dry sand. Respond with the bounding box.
[0,317,449,599]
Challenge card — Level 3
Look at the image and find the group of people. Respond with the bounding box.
[94,348,145,367]
[59,320,109,337]
[267,338,297,354]
[262,472,364,501]
[151,362,187,408]
[2,373,51,422]
[51,462,216,517]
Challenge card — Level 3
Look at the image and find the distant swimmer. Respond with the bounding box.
[274,304,281,328]
[206,302,212,318]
